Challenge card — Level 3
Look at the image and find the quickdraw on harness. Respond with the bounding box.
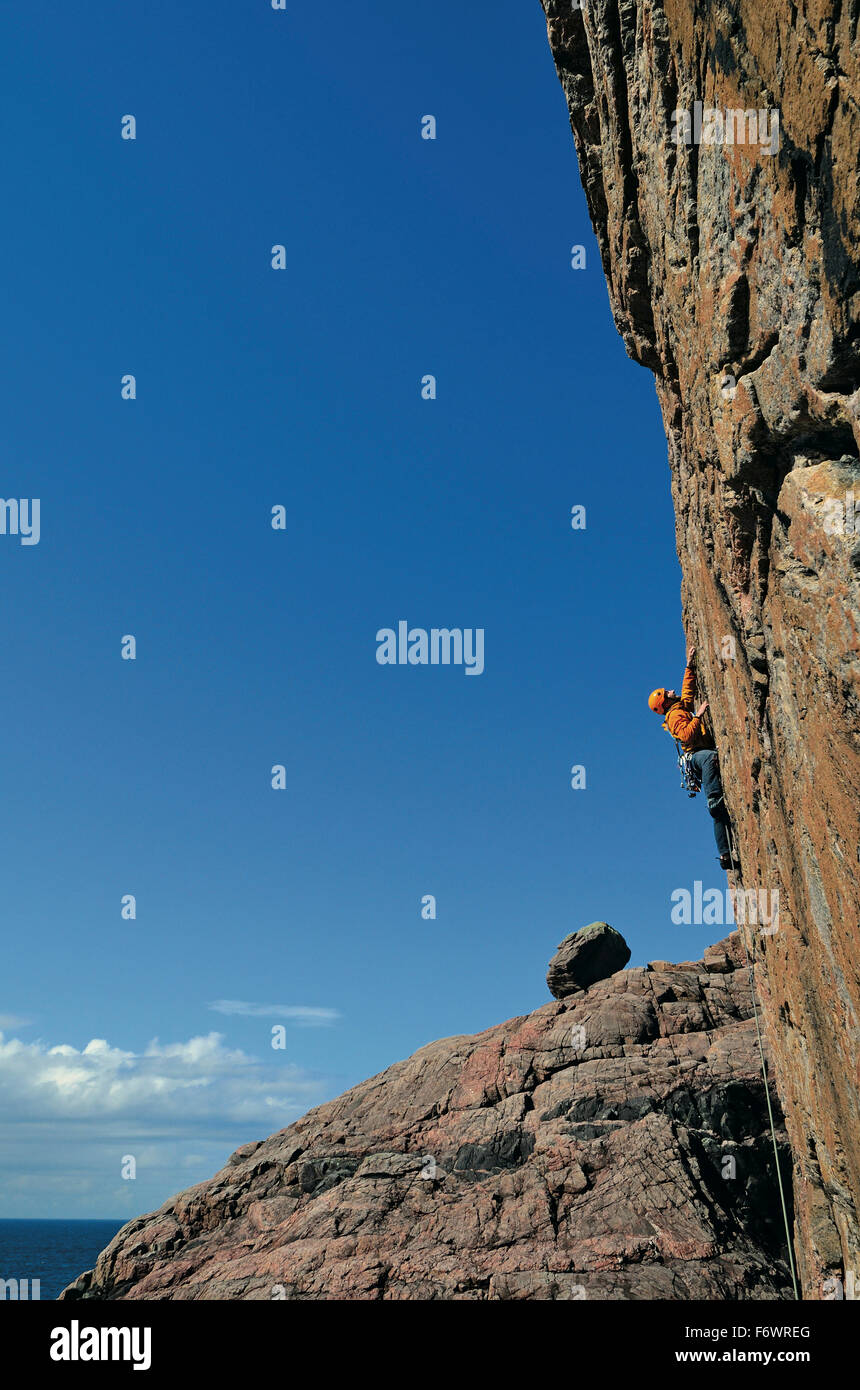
[674,739,700,797]
[665,701,709,799]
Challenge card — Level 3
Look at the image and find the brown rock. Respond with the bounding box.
[540,0,860,1296]
[546,922,632,996]
[62,934,794,1301]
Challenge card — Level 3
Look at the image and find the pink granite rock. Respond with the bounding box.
[62,932,794,1300]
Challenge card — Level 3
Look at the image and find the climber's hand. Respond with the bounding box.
[686,645,696,665]
[695,700,709,718]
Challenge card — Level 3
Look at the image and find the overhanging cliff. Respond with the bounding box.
[540,0,859,1297]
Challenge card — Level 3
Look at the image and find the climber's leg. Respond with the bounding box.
[688,750,732,860]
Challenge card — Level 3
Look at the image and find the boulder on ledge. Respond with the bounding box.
[546,922,631,997]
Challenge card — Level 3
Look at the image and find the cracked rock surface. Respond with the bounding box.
[62,933,794,1300]
[540,0,859,1296]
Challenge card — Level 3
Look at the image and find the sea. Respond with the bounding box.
[0,1219,125,1300]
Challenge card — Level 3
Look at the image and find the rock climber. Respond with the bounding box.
[648,646,739,872]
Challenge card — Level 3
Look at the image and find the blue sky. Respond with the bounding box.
[0,0,730,1220]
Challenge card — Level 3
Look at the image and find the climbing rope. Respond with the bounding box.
[725,822,800,1301]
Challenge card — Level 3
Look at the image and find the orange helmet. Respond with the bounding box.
[648,688,669,714]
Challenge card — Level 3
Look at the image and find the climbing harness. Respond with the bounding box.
[724,822,800,1301]
[675,740,700,797]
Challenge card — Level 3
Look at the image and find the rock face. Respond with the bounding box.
[539,0,860,1297]
[63,933,795,1301]
[546,921,632,996]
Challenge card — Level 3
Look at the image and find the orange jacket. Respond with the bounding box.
[663,665,713,752]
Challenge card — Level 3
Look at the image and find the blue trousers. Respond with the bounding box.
[688,750,731,858]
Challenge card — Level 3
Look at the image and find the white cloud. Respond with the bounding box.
[0,1026,336,1220]
[0,1013,32,1030]
[0,1029,323,1125]
[208,1000,340,1026]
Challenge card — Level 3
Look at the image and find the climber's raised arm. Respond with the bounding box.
[679,657,697,708]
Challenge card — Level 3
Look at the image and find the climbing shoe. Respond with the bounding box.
[719,852,740,872]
